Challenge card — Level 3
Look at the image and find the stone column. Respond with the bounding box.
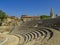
[50,8,55,18]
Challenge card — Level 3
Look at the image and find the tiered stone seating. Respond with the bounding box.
[41,28,53,40]
[9,17,60,45]
[21,30,44,44]
[20,20,39,27]
[51,25,60,31]
[21,27,54,45]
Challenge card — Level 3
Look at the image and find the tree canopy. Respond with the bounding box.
[40,15,50,19]
[0,10,7,21]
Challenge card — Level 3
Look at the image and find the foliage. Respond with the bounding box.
[40,15,50,19]
[0,10,7,21]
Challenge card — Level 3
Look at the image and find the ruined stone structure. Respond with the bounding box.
[21,15,40,22]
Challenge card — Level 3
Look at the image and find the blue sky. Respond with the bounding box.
[0,0,60,17]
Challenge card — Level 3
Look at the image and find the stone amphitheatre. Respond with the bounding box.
[0,8,60,45]
[0,17,60,45]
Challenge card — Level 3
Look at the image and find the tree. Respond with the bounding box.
[40,15,50,19]
[0,10,7,21]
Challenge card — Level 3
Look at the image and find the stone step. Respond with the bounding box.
[42,28,53,40]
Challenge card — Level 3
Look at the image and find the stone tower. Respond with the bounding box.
[50,8,55,18]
